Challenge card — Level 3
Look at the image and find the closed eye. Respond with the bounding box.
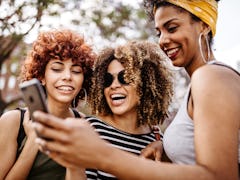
[71,66,83,74]
[51,68,62,72]
[168,26,177,33]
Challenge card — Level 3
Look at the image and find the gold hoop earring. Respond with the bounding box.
[199,32,210,63]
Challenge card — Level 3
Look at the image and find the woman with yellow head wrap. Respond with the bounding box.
[142,0,240,179]
[27,1,240,180]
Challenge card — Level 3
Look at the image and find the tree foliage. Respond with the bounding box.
[0,0,186,116]
[0,0,155,114]
[0,0,70,113]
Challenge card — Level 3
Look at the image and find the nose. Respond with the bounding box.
[158,33,170,49]
[110,76,121,89]
[63,69,72,80]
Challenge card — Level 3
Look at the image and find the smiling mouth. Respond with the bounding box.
[165,47,179,59]
[111,94,126,101]
[56,86,74,92]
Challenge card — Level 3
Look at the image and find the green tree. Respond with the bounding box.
[0,0,154,114]
[0,0,71,114]
[0,0,186,119]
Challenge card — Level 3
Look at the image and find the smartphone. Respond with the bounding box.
[19,78,48,120]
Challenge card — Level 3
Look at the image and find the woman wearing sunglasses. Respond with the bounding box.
[33,0,240,179]
[33,40,173,179]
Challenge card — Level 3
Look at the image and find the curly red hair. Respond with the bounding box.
[20,29,96,106]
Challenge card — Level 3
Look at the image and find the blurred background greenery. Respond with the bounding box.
[0,0,190,129]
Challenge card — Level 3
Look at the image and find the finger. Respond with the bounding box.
[38,141,79,168]
[35,137,69,154]
[155,151,161,161]
[32,122,71,143]
[35,138,51,154]
[33,111,71,131]
[23,109,30,124]
[48,152,78,168]
[140,148,153,158]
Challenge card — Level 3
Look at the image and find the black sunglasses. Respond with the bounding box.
[104,70,129,88]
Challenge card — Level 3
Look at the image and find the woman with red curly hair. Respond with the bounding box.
[32,0,240,179]
[0,29,96,179]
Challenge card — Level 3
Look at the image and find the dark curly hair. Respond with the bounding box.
[89,40,173,126]
[143,0,220,45]
[20,29,96,107]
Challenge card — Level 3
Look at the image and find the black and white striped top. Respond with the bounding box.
[85,116,158,180]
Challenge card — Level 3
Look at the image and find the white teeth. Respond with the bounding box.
[57,86,73,91]
[167,48,178,56]
[111,94,125,99]
[111,94,126,100]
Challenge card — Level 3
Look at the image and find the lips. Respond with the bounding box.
[165,47,179,59]
[110,93,126,106]
[56,85,74,93]
[111,93,126,100]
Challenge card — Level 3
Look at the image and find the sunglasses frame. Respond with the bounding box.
[104,70,128,88]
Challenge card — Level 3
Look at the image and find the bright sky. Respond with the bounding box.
[213,0,240,69]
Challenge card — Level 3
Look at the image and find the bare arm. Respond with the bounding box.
[66,168,86,180]
[32,115,212,180]
[0,110,19,179]
[0,110,39,179]
[32,65,240,180]
[191,65,240,180]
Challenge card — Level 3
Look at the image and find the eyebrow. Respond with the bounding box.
[155,18,178,30]
[72,64,82,67]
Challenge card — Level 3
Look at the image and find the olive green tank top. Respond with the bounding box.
[17,108,81,179]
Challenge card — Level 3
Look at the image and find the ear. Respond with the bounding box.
[41,79,46,86]
[204,26,211,36]
[200,21,211,36]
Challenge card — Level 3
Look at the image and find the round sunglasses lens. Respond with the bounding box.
[118,70,128,85]
[104,73,113,87]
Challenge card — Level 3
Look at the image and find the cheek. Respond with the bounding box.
[42,76,54,87]
[103,88,112,104]
[103,88,108,99]
[128,87,139,104]
[76,76,84,87]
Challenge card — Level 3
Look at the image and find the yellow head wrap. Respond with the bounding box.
[154,0,218,36]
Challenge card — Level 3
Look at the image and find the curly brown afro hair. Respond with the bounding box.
[89,40,173,126]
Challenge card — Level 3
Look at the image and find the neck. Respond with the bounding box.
[185,53,215,77]
[47,99,73,119]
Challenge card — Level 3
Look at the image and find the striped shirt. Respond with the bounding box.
[85,116,158,180]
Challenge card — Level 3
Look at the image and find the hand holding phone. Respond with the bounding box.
[19,78,48,121]
[19,78,52,140]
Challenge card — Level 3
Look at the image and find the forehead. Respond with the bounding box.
[154,5,190,28]
[107,59,124,73]
[48,58,81,66]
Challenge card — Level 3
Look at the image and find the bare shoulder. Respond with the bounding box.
[191,64,240,92]
[193,63,239,78]
[191,64,240,124]
[0,109,22,136]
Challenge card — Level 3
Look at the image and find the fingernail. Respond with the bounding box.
[44,150,50,155]
[35,137,44,145]
[31,123,37,128]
